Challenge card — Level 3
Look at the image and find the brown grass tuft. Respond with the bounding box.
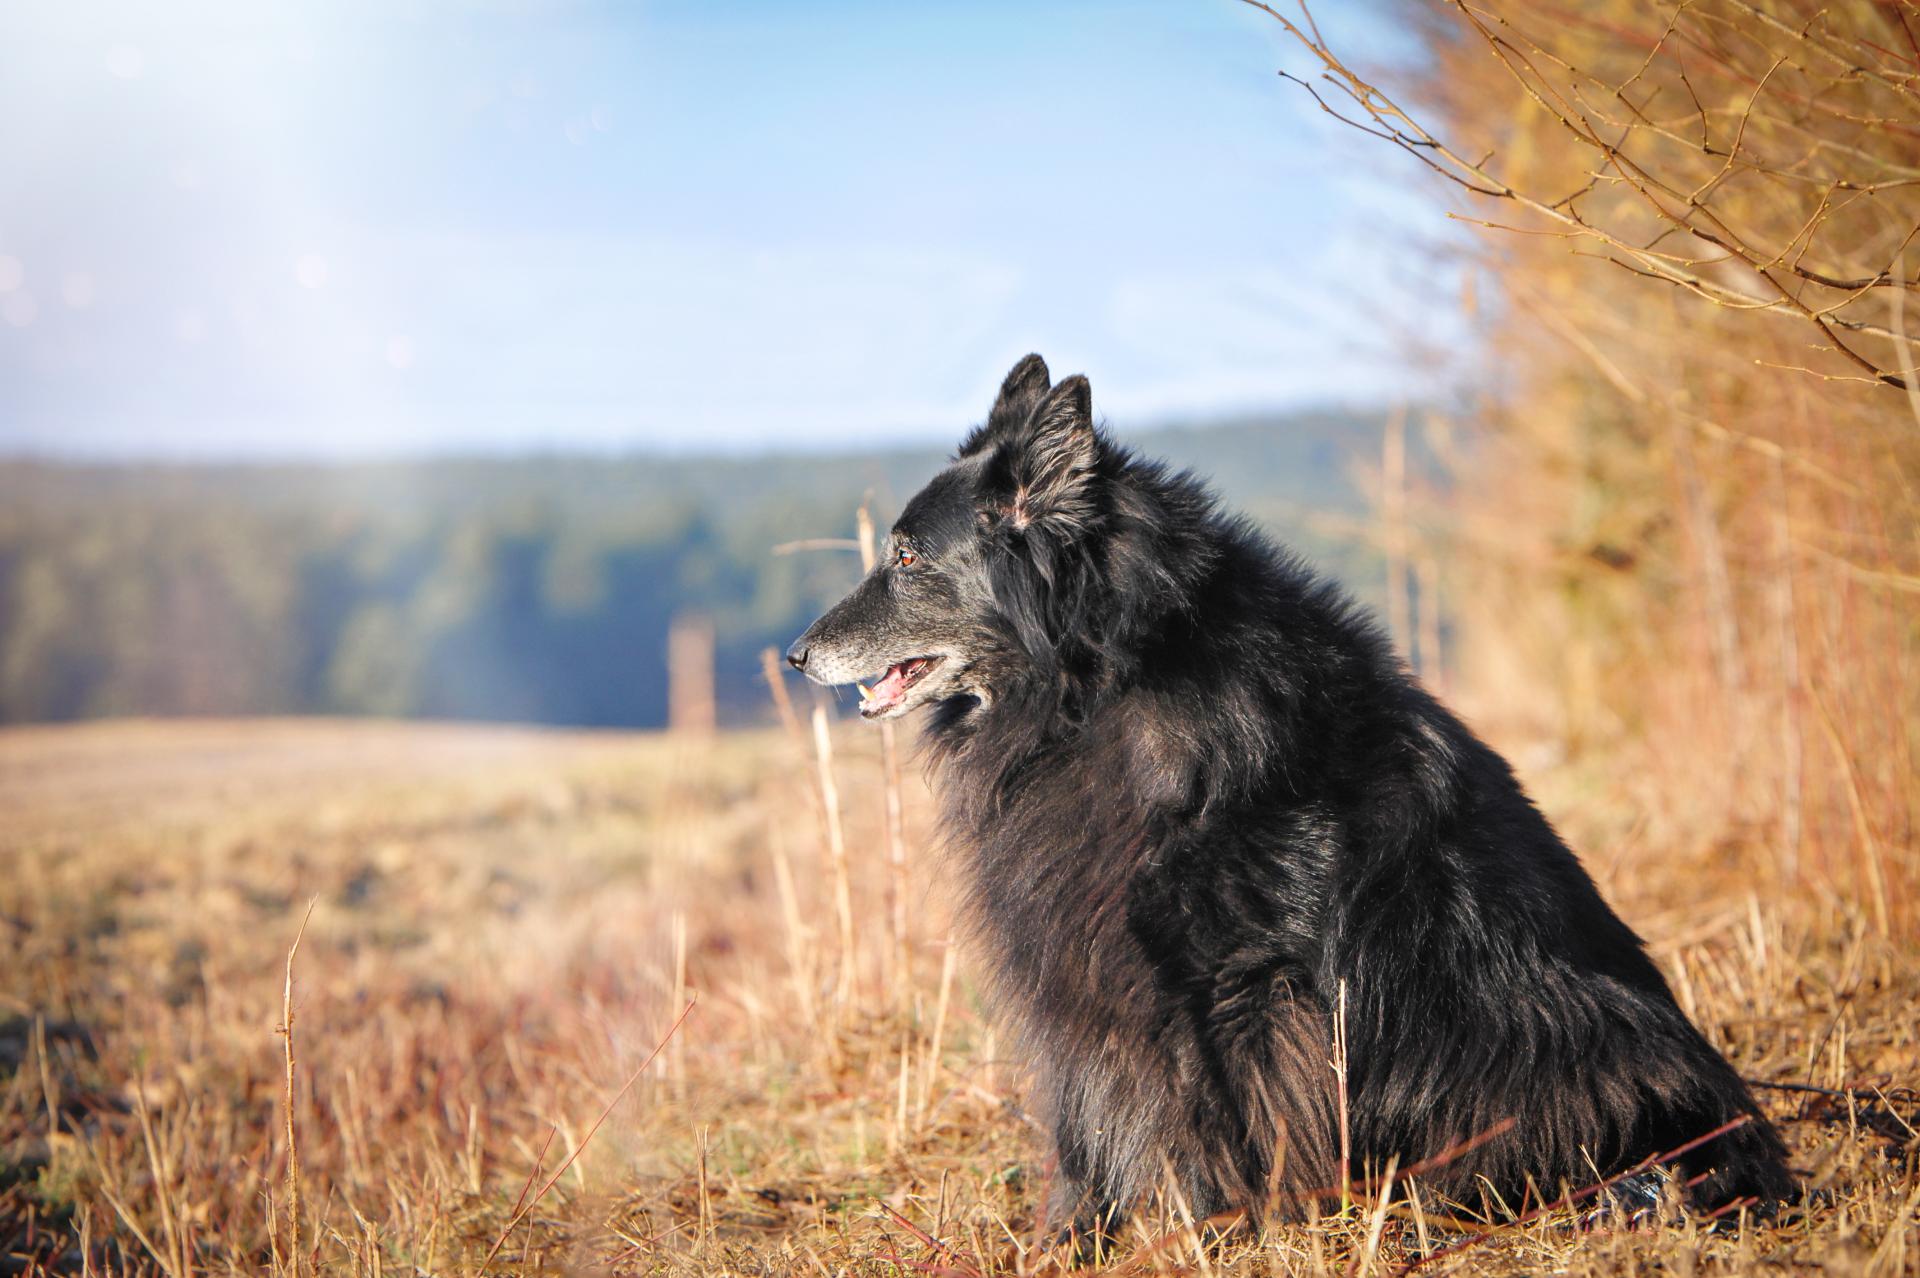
[0,712,1914,1275]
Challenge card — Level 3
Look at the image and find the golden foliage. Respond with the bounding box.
[1254,0,1919,932]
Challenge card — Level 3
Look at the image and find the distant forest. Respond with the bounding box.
[0,412,1389,727]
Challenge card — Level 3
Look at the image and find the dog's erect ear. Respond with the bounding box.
[994,353,1051,421]
[1006,374,1099,532]
[959,353,1050,456]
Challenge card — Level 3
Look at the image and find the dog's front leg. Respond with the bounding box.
[1043,1171,1123,1264]
[1042,1128,1125,1264]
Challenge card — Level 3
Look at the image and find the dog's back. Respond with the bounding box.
[934,531,1791,1219]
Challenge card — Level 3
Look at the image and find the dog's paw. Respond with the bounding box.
[1579,1170,1679,1231]
[1042,1223,1113,1268]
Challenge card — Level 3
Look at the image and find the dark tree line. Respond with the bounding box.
[0,412,1382,727]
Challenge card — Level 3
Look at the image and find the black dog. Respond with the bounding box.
[788,355,1793,1236]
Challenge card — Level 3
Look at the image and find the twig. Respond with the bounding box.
[1398,1114,1757,1273]
[1744,1076,1918,1104]
[278,898,316,1278]
[856,502,914,1006]
[1333,979,1352,1213]
[772,537,863,555]
[478,998,699,1275]
[1241,0,1920,388]
[760,646,806,744]
[811,705,857,1009]
[876,1201,984,1278]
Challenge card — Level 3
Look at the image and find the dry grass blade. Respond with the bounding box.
[477,997,699,1275]
[280,897,317,1278]
[876,1201,985,1278]
[811,704,857,1008]
[856,501,915,1001]
[1400,1115,1758,1274]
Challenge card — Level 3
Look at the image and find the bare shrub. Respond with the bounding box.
[1250,0,1919,932]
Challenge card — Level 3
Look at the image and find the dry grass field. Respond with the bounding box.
[1,708,1915,1276]
[4,2,1918,1274]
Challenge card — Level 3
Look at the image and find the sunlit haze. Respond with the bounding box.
[0,1,1436,458]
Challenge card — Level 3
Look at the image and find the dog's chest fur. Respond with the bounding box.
[936,723,1340,1210]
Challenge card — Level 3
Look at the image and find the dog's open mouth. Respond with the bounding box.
[858,656,943,718]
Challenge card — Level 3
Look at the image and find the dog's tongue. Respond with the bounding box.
[866,662,912,712]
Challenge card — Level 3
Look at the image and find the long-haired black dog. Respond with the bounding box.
[787,355,1793,1236]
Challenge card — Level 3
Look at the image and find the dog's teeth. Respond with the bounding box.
[858,683,873,701]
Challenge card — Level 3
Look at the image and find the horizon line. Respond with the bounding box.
[0,400,1402,470]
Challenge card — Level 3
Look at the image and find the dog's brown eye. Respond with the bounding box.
[896,546,917,568]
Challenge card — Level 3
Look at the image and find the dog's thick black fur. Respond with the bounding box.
[788,355,1794,1235]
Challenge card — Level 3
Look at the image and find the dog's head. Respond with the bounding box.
[787,354,1141,723]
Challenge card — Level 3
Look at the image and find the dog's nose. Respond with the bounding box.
[785,640,809,671]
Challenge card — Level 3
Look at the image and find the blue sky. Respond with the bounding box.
[0,1,1446,458]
